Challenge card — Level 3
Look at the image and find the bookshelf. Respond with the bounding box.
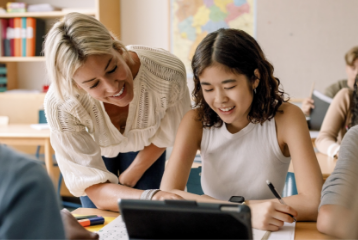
[0,0,120,90]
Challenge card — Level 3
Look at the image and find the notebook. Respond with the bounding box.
[310,90,333,130]
[99,199,254,240]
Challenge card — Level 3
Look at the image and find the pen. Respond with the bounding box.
[78,216,105,227]
[266,180,297,222]
[75,215,99,220]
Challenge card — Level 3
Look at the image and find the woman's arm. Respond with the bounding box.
[118,144,166,187]
[86,181,183,212]
[160,109,202,191]
[316,88,351,157]
[274,103,323,221]
[317,205,352,238]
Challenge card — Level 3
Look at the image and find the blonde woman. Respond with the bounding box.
[44,13,191,211]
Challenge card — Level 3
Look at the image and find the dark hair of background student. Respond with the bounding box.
[350,75,358,128]
[191,28,288,128]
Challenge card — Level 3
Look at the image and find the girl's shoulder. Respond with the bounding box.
[275,102,306,125]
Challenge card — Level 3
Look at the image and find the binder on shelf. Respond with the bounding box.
[14,18,22,57]
[21,17,27,57]
[310,90,333,130]
[1,19,9,56]
[26,17,46,56]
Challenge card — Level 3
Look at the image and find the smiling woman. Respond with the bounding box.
[160,28,323,231]
[43,12,191,211]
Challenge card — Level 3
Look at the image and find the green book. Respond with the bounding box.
[0,67,7,75]
[0,77,7,84]
[0,87,7,92]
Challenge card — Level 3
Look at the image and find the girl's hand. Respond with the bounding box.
[118,169,143,188]
[250,201,298,231]
[151,190,184,200]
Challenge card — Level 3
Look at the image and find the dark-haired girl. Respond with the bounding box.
[161,28,323,231]
[316,76,358,158]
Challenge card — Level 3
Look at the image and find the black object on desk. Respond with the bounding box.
[119,199,252,240]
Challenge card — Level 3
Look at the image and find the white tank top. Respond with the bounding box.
[200,118,291,201]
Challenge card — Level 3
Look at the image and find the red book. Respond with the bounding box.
[8,18,14,56]
[0,19,8,56]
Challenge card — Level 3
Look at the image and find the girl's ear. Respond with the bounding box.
[253,69,260,89]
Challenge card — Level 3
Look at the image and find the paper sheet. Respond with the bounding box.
[253,228,270,240]
[268,222,296,240]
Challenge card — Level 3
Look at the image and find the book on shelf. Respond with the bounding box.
[14,18,21,57]
[9,18,14,56]
[0,63,7,92]
[310,90,333,130]
[0,17,45,57]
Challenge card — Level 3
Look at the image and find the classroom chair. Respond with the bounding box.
[36,109,81,209]
[187,166,204,195]
[281,172,298,197]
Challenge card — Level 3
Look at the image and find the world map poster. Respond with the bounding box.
[170,0,255,77]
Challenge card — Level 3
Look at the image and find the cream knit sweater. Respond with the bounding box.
[44,45,191,196]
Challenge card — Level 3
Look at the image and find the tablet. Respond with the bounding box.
[119,199,252,240]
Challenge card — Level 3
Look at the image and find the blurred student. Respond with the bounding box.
[302,46,358,115]
[315,76,358,158]
[0,144,98,239]
[161,28,323,231]
[317,125,358,238]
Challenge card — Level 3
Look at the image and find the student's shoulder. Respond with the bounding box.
[182,109,203,128]
[334,87,352,100]
[275,102,306,124]
[0,145,49,186]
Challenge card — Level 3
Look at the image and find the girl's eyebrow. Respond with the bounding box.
[200,79,237,86]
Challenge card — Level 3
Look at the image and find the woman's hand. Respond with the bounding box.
[249,201,297,231]
[118,169,142,187]
[301,98,315,115]
[151,190,184,200]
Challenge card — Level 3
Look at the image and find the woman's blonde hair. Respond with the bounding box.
[44,12,131,100]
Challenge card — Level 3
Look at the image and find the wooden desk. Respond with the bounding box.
[0,124,55,182]
[72,208,335,239]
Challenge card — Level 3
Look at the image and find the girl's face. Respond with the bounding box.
[346,59,358,89]
[199,64,258,131]
[73,48,134,107]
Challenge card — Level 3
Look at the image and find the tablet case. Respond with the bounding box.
[119,199,252,240]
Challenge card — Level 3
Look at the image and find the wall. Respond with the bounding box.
[18,0,358,99]
[121,0,358,99]
[257,0,358,98]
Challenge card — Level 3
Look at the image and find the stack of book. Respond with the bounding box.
[0,18,45,56]
[0,64,7,92]
[7,2,27,13]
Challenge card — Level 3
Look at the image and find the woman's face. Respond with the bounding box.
[199,64,258,131]
[73,49,134,107]
[346,59,358,89]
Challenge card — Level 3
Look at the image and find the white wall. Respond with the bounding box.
[120,0,170,50]
[19,0,358,99]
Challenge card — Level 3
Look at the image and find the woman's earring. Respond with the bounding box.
[254,88,256,94]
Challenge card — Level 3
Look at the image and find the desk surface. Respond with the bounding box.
[0,124,50,138]
[72,208,335,239]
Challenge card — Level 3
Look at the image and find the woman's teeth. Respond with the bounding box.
[113,86,124,97]
[219,106,235,112]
